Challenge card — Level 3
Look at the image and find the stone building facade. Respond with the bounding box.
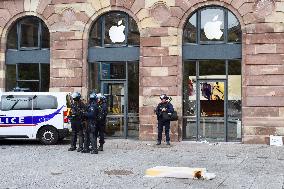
[0,0,283,144]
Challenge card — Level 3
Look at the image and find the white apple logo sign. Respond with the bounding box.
[204,15,223,40]
[109,20,125,43]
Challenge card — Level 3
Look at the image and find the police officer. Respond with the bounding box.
[68,92,85,152]
[81,92,97,153]
[95,93,108,151]
[84,92,99,154]
[155,94,174,145]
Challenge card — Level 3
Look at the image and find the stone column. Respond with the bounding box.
[139,2,182,141]
[48,5,90,97]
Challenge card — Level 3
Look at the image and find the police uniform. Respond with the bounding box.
[83,93,98,154]
[68,92,85,151]
[81,100,92,153]
[82,92,97,153]
[155,94,174,145]
[95,95,108,151]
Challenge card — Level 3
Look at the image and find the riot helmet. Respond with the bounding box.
[89,92,97,100]
[71,92,81,101]
[96,93,106,103]
[96,93,102,99]
[159,94,168,100]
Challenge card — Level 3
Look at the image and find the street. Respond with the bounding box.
[0,139,284,189]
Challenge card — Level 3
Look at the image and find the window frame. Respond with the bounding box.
[5,16,50,92]
[5,63,50,92]
[8,16,49,51]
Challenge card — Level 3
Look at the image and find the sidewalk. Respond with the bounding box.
[0,139,284,189]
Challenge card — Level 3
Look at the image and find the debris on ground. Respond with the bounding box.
[104,169,134,176]
[51,172,63,176]
[270,135,283,146]
[200,140,209,144]
[209,143,219,146]
[145,166,216,180]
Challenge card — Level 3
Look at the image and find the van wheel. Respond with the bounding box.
[38,126,59,145]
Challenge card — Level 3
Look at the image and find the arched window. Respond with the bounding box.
[6,16,50,92]
[89,11,140,47]
[88,11,140,139]
[182,6,242,142]
[183,6,241,44]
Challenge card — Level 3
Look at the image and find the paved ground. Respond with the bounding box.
[0,139,284,189]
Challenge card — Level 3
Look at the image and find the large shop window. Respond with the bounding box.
[182,6,242,142]
[6,16,50,92]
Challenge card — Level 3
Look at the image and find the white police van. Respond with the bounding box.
[0,92,71,144]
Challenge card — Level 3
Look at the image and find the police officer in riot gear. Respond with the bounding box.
[68,92,85,152]
[82,92,97,153]
[84,92,99,154]
[96,93,108,151]
[155,94,174,145]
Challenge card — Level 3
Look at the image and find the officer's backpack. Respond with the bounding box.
[170,111,178,121]
[162,110,178,121]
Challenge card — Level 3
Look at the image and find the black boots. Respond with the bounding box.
[69,144,104,154]
[156,141,171,145]
[68,146,76,151]
[98,144,103,151]
[81,148,90,153]
[91,148,98,154]
[77,147,83,152]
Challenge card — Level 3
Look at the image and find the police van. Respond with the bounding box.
[0,92,71,144]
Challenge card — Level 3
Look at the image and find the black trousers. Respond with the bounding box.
[95,120,105,145]
[83,124,90,150]
[70,120,83,148]
[89,123,97,150]
[157,120,170,142]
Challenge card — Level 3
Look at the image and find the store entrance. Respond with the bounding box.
[101,82,127,137]
[197,80,226,141]
[89,61,139,138]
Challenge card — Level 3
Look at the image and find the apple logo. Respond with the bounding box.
[204,15,223,40]
[109,20,125,43]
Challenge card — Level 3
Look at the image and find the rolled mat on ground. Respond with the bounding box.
[145,166,216,180]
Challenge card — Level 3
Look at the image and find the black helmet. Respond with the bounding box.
[71,92,81,101]
[89,92,97,100]
[159,94,168,100]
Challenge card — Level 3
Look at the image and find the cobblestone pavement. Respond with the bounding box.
[0,139,284,189]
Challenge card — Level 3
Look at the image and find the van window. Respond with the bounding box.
[1,95,33,111]
[33,95,58,110]
[1,95,58,111]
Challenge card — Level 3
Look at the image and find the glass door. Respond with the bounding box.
[197,80,227,141]
[101,81,127,138]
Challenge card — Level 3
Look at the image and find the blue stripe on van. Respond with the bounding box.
[0,105,64,126]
